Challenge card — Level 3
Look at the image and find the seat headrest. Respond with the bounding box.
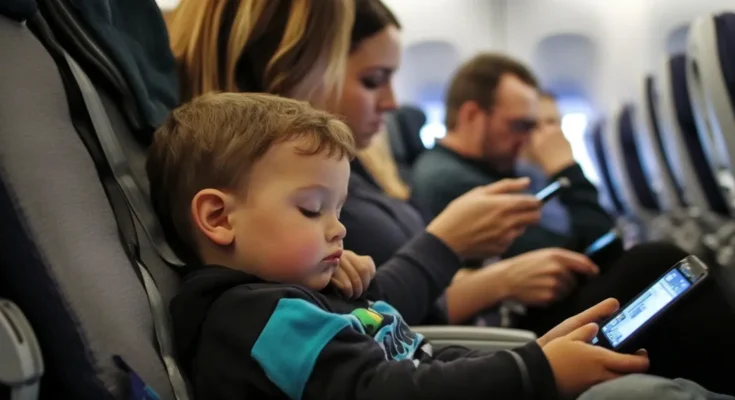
[395,105,428,165]
[42,0,178,135]
[0,0,37,21]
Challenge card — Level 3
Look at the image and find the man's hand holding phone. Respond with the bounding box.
[538,299,650,398]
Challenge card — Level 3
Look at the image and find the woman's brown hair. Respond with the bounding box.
[167,0,354,105]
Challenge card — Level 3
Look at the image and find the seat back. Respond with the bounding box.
[641,74,688,212]
[36,0,183,267]
[588,119,627,215]
[394,105,428,166]
[656,54,730,216]
[0,13,174,399]
[385,112,415,185]
[687,12,735,213]
[616,103,662,215]
[0,0,187,398]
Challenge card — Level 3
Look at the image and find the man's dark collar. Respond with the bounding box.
[433,142,517,179]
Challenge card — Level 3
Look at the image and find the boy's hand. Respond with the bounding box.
[543,323,650,399]
[331,251,376,299]
[537,298,619,346]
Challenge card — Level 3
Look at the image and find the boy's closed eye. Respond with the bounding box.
[299,207,321,218]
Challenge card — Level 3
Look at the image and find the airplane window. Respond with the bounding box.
[419,102,447,149]
[562,112,600,184]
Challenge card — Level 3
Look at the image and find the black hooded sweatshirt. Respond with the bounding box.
[171,234,558,400]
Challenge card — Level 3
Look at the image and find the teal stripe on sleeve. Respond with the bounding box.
[251,298,363,400]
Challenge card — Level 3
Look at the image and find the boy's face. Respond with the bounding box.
[226,138,350,290]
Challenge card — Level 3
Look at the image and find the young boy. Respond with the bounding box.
[147,92,650,400]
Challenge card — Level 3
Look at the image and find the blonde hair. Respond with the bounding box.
[166,0,354,106]
[357,129,411,200]
[147,92,355,258]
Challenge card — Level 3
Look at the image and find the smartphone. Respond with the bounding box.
[591,255,709,353]
[584,229,623,264]
[535,177,571,203]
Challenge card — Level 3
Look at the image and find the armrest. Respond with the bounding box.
[412,325,536,352]
[0,299,43,400]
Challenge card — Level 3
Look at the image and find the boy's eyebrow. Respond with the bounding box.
[295,184,330,194]
[296,184,348,204]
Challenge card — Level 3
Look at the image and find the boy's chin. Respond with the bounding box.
[302,269,335,291]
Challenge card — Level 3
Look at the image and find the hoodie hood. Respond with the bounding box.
[171,266,262,377]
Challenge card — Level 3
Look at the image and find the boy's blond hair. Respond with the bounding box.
[147,92,355,260]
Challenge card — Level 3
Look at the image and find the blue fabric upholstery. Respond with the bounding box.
[645,76,687,207]
[669,55,730,216]
[591,120,626,214]
[618,104,660,211]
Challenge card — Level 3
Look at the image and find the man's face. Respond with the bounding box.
[478,74,540,172]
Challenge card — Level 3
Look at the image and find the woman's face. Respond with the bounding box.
[336,26,401,149]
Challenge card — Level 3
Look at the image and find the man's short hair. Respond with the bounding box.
[147,92,355,259]
[444,53,539,130]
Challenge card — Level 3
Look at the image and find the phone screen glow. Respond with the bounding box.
[601,269,691,348]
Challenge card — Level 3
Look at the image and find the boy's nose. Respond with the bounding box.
[328,220,347,243]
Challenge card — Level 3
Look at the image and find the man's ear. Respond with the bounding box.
[457,100,484,130]
[191,189,236,246]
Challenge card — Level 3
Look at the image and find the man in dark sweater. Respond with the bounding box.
[413,53,615,258]
[148,93,648,399]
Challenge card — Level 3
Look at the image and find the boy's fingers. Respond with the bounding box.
[330,272,353,298]
[568,299,619,328]
[342,263,364,298]
[357,255,376,282]
[601,351,650,374]
[566,323,599,342]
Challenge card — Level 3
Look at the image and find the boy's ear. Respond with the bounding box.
[191,189,237,246]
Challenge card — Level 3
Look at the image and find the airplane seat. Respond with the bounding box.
[393,105,428,183]
[617,104,661,215]
[642,75,689,213]
[589,119,626,217]
[384,112,415,185]
[35,0,184,269]
[687,12,735,287]
[671,55,730,219]
[0,0,186,398]
[687,12,735,213]
[659,55,731,222]
[639,74,707,250]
